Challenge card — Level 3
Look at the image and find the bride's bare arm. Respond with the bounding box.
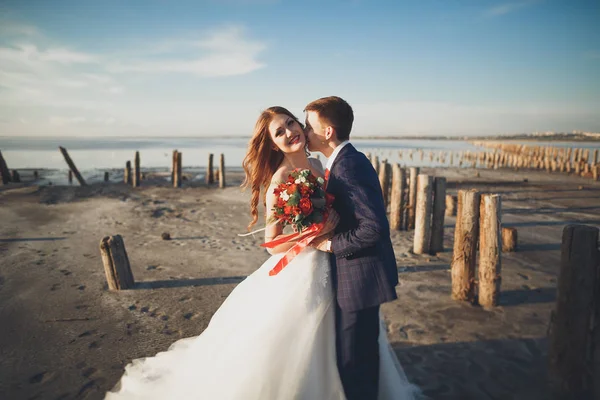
[264,183,299,255]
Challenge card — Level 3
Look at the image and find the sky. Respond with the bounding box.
[0,0,598,137]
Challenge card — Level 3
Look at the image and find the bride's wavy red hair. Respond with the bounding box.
[241,106,303,231]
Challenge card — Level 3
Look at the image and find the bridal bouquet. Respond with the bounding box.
[269,169,331,233]
[262,168,334,276]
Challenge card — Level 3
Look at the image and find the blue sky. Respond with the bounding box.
[0,0,598,137]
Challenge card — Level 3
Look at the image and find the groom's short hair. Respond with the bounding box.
[304,96,354,142]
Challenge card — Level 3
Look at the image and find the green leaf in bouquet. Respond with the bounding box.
[311,197,326,209]
[288,192,301,206]
[311,210,323,223]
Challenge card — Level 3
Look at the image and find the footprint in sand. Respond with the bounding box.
[82,367,97,378]
[59,269,72,276]
[78,330,97,338]
[88,341,99,349]
[29,371,56,384]
[50,283,60,291]
[183,312,195,320]
[517,273,530,280]
[77,285,86,291]
[178,296,192,303]
[75,304,90,310]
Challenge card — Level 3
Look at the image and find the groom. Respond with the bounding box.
[304,96,399,400]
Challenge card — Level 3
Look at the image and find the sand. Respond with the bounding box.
[1,167,599,400]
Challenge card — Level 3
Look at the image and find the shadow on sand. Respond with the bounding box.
[393,337,550,399]
[134,276,247,289]
[0,237,67,243]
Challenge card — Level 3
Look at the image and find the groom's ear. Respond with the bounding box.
[324,126,335,140]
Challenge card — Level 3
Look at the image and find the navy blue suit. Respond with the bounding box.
[328,144,399,400]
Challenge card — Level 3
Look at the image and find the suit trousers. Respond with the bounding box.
[335,302,381,400]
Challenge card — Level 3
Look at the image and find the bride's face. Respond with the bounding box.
[268,114,306,154]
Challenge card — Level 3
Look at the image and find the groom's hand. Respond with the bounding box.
[311,233,333,253]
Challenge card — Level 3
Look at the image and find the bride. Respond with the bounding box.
[105,107,421,400]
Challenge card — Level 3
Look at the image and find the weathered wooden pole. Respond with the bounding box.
[59,146,87,186]
[429,177,447,254]
[451,189,481,303]
[445,194,457,216]
[378,161,391,209]
[68,170,73,184]
[124,161,131,184]
[413,175,433,255]
[390,164,406,230]
[479,194,502,308]
[0,150,11,185]
[99,235,135,290]
[371,155,380,175]
[171,150,178,183]
[593,149,598,165]
[104,172,109,182]
[174,151,182,188]
[11,170,21,183]
[132,151,141,187]
[206,153,215,184]
[548,225,599,399]
[407,167,420,230]
[219,153,226,188]
[501,227,518,252]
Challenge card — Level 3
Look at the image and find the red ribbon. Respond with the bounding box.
[261,192,335,276]
[261,223,323,276]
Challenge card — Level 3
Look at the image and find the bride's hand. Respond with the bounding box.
[319,209,339,236]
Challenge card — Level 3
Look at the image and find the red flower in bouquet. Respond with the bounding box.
[299,198,313,216]
[268,168,329,233]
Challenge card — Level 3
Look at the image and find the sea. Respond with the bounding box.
[1,136,599,185]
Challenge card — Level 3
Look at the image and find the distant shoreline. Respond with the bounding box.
[2,135,599,143]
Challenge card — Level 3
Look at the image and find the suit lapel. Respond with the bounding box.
[329,143,354,176]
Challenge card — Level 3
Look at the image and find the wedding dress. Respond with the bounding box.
[105,247,421,399]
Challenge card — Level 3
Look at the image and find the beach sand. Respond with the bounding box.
[1,167,599,399]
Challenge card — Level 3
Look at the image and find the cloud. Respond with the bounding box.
[483,1,539,17]
[108,26,266,77]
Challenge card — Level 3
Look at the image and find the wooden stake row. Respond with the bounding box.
[450,189,504,308]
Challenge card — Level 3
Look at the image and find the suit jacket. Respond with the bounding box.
[328,144,399,312]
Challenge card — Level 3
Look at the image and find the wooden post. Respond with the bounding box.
[371,155,380,175]
[451,189,480,303]
[479,194,502,308]
[174,151,182,188]
[413,175,433,255]
[11,170,21,183]
[133,151,140,188]
[445,194,457,216]
[219,153,225,188]
[171,150,178,183]
[33,170,39,180]
[68,170,73,184]
[407,167,420,230]
[124,161,131,184]
[378,161,391,209]
[502,227,518,252]
[104,172,109,182]
[593,149,598,165]
[0,150,11,185]
[390,164,405,230]
[430,177,447,254]
[59,146,87,186]
[206,153,214,184]
[548,225,599,399]
[99,235,135,290]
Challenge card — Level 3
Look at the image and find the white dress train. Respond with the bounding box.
[105,248,421,400]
